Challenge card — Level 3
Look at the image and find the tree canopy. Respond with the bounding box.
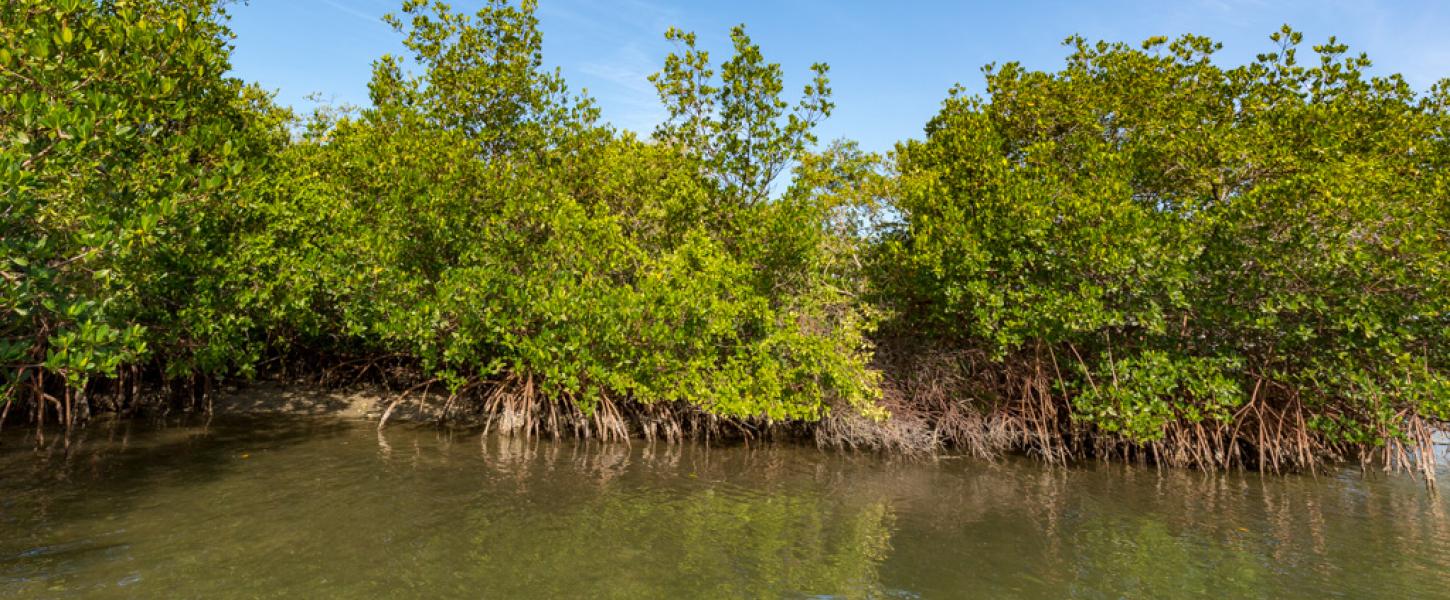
[3,3,1445,472]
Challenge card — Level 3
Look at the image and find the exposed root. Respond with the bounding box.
[824,339,1447,478]
[5,347,1444,483]
[817,344,1065,459]
[378,378,439,430]
[376,372,807,445]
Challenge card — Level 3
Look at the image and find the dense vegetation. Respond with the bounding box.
[875,31,1450,473]
[3,1,1446,473]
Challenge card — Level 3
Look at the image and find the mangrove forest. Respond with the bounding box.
[3,0,1448,479]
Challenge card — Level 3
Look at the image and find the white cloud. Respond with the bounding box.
[314,0,389,28]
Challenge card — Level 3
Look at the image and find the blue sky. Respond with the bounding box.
[227,0,1450,153]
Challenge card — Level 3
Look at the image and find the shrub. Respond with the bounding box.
[885,29,1449,467]
[292,0,879,424]
[2,0,294,422]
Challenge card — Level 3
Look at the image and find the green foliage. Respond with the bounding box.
[2,0,295,404]
[888,27,1450,446]
[292,1,878,420]
[373,0,595,156]
[4,0,1442,465]
[651,25,833,207]
[1072,352,1242,441]
[1,0,876,425]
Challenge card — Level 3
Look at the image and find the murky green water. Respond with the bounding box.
[2,416,1447,599]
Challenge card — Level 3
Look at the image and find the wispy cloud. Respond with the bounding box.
[580,43,666,133]
[315,0,390,28]
[538,0,683,43]
[537,0,693,134]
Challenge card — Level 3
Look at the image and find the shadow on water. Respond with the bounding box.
[0,415,1447,599]
[0,416,354,590]
[0,415,354,511]
[0,419,910,598]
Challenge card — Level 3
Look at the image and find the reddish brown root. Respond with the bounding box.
[819,340,1446,477]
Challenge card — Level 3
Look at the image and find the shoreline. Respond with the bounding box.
[6,375,1444,479]
[200,379,1450,458]
[209,381,452,424]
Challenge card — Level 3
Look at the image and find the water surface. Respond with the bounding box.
[2,416,1447,598]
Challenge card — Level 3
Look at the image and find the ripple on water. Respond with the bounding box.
[1,416,1447,599]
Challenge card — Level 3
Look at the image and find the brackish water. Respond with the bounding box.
[2,416,1447,599]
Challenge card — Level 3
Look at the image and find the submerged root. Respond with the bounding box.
[460,373,793,444]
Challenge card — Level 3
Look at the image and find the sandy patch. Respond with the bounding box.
[210,381,460,423]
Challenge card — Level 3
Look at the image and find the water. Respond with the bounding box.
[2,416,1447,599]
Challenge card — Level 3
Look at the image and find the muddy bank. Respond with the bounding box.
[124,378,1450,480]
[209,382,450,423]
[206,379,775,444]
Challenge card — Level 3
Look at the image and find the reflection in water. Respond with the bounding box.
[1,417,1447,599]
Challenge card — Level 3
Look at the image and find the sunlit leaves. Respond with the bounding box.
[651,25,833,208]
[297,2,877,422]
[3,0,294,399]
[888,29,1449,444]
